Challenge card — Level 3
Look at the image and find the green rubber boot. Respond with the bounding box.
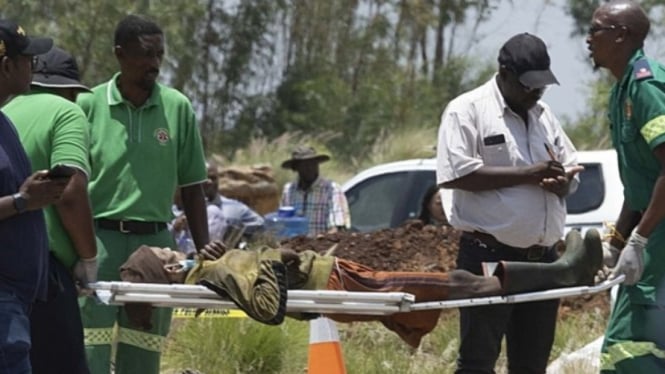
[495,229,603,295]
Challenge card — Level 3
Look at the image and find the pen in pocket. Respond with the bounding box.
[544,143,557,161]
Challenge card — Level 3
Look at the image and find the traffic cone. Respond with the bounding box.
[307,317,347,374]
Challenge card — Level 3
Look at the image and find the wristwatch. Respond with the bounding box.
[12,193,27,214]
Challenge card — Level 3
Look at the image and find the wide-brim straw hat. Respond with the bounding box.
[281,145,330,170]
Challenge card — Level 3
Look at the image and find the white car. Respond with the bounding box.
[343,149,622,234]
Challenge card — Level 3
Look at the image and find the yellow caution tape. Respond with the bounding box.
[172,308,247,319]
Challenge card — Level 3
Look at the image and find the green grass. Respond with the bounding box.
[212,127,439,189]
[163,318,308,374]
[162,308,608,374]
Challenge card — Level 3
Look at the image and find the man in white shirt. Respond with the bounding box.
[436,33,583,374]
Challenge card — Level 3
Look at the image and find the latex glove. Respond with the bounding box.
[610,233,647,285]
[73,256,98,289]
[602,241,621,268]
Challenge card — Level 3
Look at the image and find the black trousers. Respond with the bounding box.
[455,234,560,374]
[30,254,90,374]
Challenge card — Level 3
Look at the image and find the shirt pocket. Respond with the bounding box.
[482,143,511,166]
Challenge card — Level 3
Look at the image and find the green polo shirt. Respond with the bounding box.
[609,49,665,305]
[3,89,91,268]
[77,73,207,222]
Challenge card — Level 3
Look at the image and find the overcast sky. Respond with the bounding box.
[464,0,665,124]
[462,0,590,122]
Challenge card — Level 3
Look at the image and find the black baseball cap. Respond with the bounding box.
[31,47,90,92]
[0,19,52,58]
[498,33,559,88]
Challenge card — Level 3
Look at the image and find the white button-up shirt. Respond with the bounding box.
[436,76,578,248]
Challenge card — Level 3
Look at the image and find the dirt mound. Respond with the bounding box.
[282,220,458,272]
[280,220,610,316]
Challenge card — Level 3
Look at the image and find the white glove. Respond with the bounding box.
[73,256,98,288]
[602,241,621,267]
[610,232,647,285]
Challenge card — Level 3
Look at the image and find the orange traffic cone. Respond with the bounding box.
[307,317,346,374]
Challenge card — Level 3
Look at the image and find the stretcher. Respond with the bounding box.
[90,275,623,316]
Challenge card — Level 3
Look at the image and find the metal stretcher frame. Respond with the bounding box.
[90,276,623,316]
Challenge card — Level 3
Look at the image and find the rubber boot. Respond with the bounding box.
[495,229,602,295]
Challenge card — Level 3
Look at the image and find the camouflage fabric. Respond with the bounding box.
[186,247,288,325]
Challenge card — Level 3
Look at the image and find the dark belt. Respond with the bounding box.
[462,231,548,261]
[96,218,167,235]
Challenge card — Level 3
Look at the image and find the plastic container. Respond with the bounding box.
[264,206,309,239]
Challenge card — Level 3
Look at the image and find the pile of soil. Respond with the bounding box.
[281,220,610,317]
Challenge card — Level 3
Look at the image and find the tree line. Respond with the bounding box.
[2,0,664,161]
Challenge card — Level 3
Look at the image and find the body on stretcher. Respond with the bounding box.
[90,276,623,315]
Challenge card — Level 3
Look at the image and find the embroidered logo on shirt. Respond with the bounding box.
[154,128,170,145]
[625,98,632,121]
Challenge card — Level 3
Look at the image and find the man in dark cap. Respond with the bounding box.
[0,20,72,373]
[280,145,350,236]
[436,33,583,373]
[587,1,665,372]
[3,46,97,374]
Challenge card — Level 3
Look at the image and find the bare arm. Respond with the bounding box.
[54,170,96,259]
[181,183,210,251]
[0,170,68,220]
[609,200,642,249]
[440,161,566,191]
[633,144,665,238]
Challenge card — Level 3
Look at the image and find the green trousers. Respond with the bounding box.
[80,227,176,374]
[600,285,665,373]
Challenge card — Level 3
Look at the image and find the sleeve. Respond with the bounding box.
[436,101,483,185]
[239,203,265,230]
[75,92,93,117]
[632,79,665,149]
[50,104,91,176]
[177,99,207,186]
[328,182,351,229]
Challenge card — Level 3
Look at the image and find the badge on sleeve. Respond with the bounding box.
[633,58,653,80]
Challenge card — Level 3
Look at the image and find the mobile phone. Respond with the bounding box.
[47,164,76,179]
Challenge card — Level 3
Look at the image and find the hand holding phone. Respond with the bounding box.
[47,164,76,179]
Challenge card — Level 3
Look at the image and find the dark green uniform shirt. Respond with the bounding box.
[609,49,665,305]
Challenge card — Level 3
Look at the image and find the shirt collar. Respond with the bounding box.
[489,74,545,118]
[106,72,160,109]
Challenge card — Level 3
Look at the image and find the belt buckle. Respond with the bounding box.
[119,221,131,234]
[526,246,545,261]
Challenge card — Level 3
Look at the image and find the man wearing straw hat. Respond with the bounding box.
[281,145,350,236]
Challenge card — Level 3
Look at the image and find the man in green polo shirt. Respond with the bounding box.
[3,46,97,374]
[76,14,209,374]
[588,1,665,372]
